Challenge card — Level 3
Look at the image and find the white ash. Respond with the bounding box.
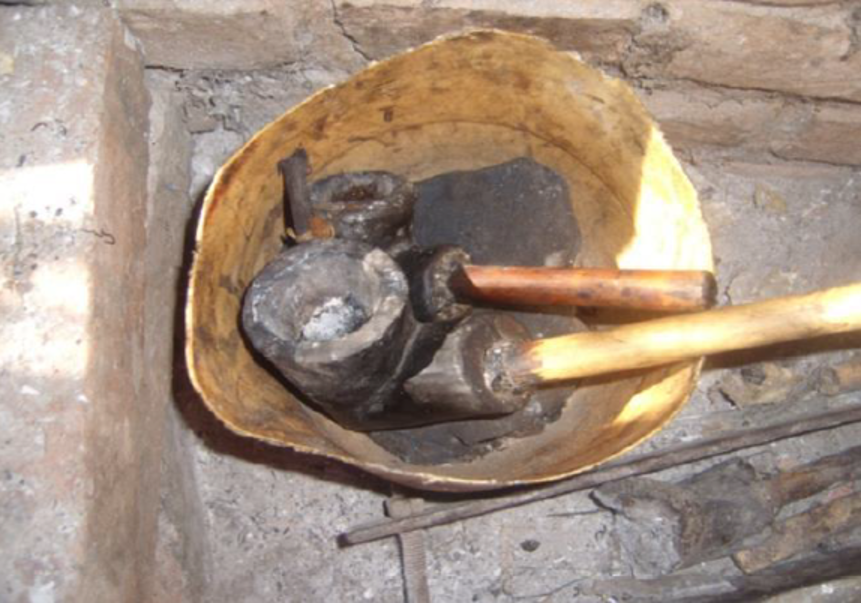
[301,296,368,342]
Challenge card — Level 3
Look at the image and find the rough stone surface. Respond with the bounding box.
[626,1,859,102]
[331,0,859,101]
[116,0,861,102]
[770,102,862,165]
[714,361,807,407]
[639,86,861,166]
[116,0,862,166]
[639,86,786,151]
[0,3,156,601]
[115,0,368,73]
[333,0,640,67]
[192,437,403,602]
[174,66,346,199]
[687,161,860,304]
[763,576,861,603]
[152,401,209,602]
[143,71,206,602]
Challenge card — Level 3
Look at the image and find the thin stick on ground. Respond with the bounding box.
[341,404,860,545]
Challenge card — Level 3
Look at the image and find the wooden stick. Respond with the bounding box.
[505,283,861,386]
[340,404,860,545]
[586,547,860,602]
[454,266,717,311]
[728,546,860,601]
[767,446,860,506]
[386,498,431,603]
[591,446,860,575]
[733,493,860,574]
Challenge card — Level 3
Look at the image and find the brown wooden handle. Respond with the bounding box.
[505,283,862,386]
[453,265,717,311]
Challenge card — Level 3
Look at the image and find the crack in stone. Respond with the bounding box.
[329,0,372,63]
[842,2,860,61]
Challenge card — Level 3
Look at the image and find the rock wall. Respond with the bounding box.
[118,0,861,165]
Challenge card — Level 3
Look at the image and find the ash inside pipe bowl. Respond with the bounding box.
[301,295,369,342]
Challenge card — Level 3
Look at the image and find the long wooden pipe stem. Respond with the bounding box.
[453,265,717,311]
[503,283,862,387]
